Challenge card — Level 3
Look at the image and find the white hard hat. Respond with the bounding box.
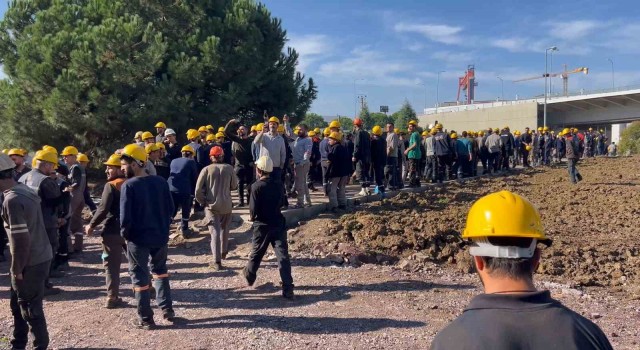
[428,124,434,129]
[256,156,273,173]
[0,153,15,172]
[164,128,176,136]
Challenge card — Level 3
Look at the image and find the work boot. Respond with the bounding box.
[221,252,228,260]
[105,297,125,309]
[358,188,367,196]
[132,318,156,330]
[163,308,176,322]
[233,202,245,209]
[576,173,583,182]
[180,227,194,239]
[282,285,295,300]
[242,267,255,286]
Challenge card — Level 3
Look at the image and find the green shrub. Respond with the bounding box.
[619,121,640,155]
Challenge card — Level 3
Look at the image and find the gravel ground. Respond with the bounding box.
[0,156,639,349]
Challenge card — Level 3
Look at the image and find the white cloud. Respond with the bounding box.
[547,20,604,40]
[430,51,474,64]
[317,48,416,87]
[287,34,332,73]
[407,42,424,52]
[394,23,463,44]
[490,38,527,52]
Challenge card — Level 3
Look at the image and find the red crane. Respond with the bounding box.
[457,65,477,104]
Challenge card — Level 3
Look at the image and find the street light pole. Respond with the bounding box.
[497,76,504,100]
[544,46,558,128]
[353,78,364,117]
[436,70,445,113]
[608,58,615,89]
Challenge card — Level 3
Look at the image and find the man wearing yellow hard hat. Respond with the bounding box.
[76,153,98,214]
[562,128,583,184]
[154,122,167,143]
[119,144,176,329]
[167,145,199,238]
[61,146,87,254]
[253,116,287,204]
[431,191,611,349]
[84,154,127,309]
[8,148,31,181]
[520,127,533,167]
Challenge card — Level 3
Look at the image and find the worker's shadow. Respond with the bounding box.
[165,313,425,334]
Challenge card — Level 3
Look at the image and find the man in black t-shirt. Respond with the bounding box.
[432,191,613,350]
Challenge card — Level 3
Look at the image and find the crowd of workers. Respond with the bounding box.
[0,115,617,348]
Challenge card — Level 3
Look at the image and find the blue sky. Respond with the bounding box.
[2,1,640,117]
[263,0,640,116]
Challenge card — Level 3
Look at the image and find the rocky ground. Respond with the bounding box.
[0,156,638,349]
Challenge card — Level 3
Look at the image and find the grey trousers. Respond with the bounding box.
[328,176,349,208]
[294,162,311,205]
[102,234,126,300]
[207,212,232,263]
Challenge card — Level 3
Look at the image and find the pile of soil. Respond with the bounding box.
[292,156,640,289]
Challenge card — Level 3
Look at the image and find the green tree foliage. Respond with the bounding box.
[619,121,640,155]
[301,112,327,129]
[0,0,317,156]
[358,103,374,130]
[392,99,417,131]
[370,112,393,128]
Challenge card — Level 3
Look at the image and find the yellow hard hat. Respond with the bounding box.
[537,127,543,131]
[543,126,549,131]
[313,127,321,133]
[141,131,154,140]
[372,125,382,136]
[60,146,79,156]
[42,145,58,154]
[77,153,89,163]
[451,133,458,139]
[250,125,257,132]
[277,125,284,133]
[156,142,166,150]
[181,145,195,154]
[514,131,521,136]
[8,148,26,157]
[329,120,341,129]
[268,116,280,124]
[394,128,400,134]
[493,128,499,132]
[421,131,429,137]
[525,145,532,151]
[215,132,225,139]
[588,127,593,131]
[256,123,265,131]
[430,128,437,135]
[308,131,317,137]
[463,191,548,242]
[35,150,58,165]
[186,129,200,140]
[328,131,342,141]
[218,127,225,133]
[198,126,208,133]
[323,127,331,136]
[599,129,604,133]
[155,122,167,128]
[145,143,160,154]
[207,125,214,131]
[435,123,443,130]
[1,149,8,154]
[504,125,510,130]
[206,134,215,142]
[134,131,144,139]
[562,128,570,136]
[408,120,418,126]
[479,131,485,136]
[121,144,147,163]
[103,154,122,167]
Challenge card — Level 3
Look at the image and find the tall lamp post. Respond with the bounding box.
[608,58,615,89]
[544,46,558,128]
[436,70,445,113]
[417,82,427,112]
[353,78,364,117]
[496,76,504,100]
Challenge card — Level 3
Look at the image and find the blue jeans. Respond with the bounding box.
[567,158,580,183]
[126,242,172,321]
[171,192,191,230]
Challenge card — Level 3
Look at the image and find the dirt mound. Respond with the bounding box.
[292,156,640,289]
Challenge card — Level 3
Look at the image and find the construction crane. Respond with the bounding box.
[457,65,477,104]
[513,65,589,96]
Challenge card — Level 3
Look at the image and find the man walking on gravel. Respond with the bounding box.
[195,146,238,271]
[120,144,175,330]
[85,154,127,309]
[0,153,52,350]
[563,128,583,184]
[243,156,294,299]
[431,191,612,350]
